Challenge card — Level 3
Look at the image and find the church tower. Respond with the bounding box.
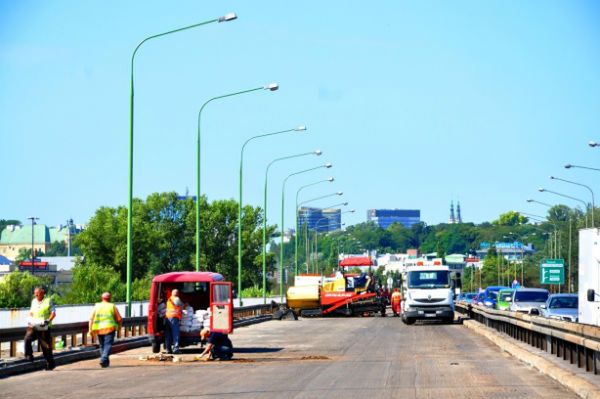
[449,201,456,224]
[457,201,463,223]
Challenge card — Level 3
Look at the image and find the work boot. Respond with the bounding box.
[45,361,55,371]
[25,355,34,362]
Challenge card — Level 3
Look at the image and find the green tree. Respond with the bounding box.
[64,263,126,304]
[493,211,528,226]
[0,219,21,233]
[0,272,52,308]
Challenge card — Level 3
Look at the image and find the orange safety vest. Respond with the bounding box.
[391,292,402,305]
[166,297,182,319]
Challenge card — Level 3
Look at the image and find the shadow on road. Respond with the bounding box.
[234,347,283,353]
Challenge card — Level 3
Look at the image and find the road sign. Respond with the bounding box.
[540,259,564,284]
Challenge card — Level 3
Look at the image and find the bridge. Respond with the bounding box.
[2,304,599,398]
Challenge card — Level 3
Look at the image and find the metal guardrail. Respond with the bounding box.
[456,302,600,375]
[0,302,279,360]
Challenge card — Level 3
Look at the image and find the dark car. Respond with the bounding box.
[482,286,509,308]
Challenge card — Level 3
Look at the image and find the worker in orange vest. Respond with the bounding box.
[391,288,402,317]
[164,289,183,354]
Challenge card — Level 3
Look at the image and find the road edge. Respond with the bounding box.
[464,319,600,399]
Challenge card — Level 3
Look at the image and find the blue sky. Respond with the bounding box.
[2,1,600,229]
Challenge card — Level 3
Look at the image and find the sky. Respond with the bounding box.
[2,1,600,230]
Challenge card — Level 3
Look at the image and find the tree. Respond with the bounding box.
[64,263,125,304]
[493,211,528,226]
[0,272,51,308]
[0,219,21,233]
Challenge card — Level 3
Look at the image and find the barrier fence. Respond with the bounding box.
[0,302,279,360]
[456,302,600,375]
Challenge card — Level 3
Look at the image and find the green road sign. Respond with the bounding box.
[540,258,564,284]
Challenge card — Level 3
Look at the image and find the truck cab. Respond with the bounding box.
[401,263,455,324]
[147,272,233,353]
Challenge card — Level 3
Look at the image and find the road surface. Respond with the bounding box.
[0,316,577,398]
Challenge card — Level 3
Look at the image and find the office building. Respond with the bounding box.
[298,207,342,233]
[367,209,420,229]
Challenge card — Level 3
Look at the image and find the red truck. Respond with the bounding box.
[147,272,233,353]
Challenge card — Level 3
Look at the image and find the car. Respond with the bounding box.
[495,288,515,310]
[538,293,578,322]
[509,288,550,313]
[463,292,477,304]
[482,286,509,308]
[473,292,485,306]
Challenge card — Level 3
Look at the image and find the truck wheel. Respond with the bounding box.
[152,342,160,353]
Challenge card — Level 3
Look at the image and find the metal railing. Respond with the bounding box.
[0,302,279,360]
[456,302,600,374]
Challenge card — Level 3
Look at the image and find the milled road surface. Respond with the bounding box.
[0,316,577,399]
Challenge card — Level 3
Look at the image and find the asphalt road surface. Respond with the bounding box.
[0,316,577,399]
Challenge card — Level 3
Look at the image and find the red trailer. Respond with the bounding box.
[147,272,233,353]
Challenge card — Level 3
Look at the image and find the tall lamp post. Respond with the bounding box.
[27,217,38,275]
[295,178,335,273]
[539,188,589,228]
[313,209,354,273]
[261,150,322,303]
[279,163,333,300]
[126,13,237,316]
[237,126,306,306]
[196,82,279,271]
[549,176,595,228]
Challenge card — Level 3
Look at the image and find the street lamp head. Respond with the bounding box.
[341,202,348,206]
[314,149,322,156]
[324,163,332,168]
[549,176,555,180]
[336,192,343,196]
[294,125,307,132]
[218,12,238,22]
[350,209,356,213]
[538,188,545,192]
[589,141,598,148]
[327,177,334,182]
[264,83,279,91]
[526,199,534,203]
[564,164,572,169]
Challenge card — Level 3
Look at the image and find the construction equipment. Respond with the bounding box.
[286,257,386,317]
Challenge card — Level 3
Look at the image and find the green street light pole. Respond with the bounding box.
[196,83,279,272]
[538,187,589,228]
[294,178,335,274]
[280,163,333,301]
[262,150,322,303]
[238,126,307,306]
[313,209,353,273]
[126,13,237,316]
[549,176,595,228]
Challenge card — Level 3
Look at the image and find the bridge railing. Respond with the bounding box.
[0,302,279,360]
[456,301,600,375]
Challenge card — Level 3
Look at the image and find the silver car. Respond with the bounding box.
[509,288,549,313]
[539,294,578,322]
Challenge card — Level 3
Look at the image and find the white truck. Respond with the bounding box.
[578,228,600,326]
[401,262,456,325]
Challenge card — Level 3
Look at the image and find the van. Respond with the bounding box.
[147,272,233,353]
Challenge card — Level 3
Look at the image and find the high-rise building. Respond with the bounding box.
[367,209,420,229]
[298,207,342,233]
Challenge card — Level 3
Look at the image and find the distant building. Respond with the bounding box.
[0,223,83,261]
[367,209,420,229]
[476,241,535,261]
[0,256,77,285]
[298,207,342,233]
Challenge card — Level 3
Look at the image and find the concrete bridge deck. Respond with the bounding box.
[0,317,579,399]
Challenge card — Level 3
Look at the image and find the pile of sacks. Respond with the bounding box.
[180,306,211,332]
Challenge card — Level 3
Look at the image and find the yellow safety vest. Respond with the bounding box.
[91,302,118,332]
[31,297,53,327]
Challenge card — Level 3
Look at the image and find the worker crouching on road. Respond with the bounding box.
[198,328,233,361]
[391,288,402,317]
[24,287,56,370]
[89,292,122,368]
[165,289,184,354]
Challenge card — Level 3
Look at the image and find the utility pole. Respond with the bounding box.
[27,216,39,276]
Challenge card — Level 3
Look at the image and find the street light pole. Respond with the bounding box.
[313,210,354,273]
[238,126,306,306]
[27,217,38,275]
[280,163,333,300]
[126,13,237,316]
[261,150,322,304]
[295,178,334,274]
[196,83,278,271]
[550,176,595,228]
[538,188,589,228]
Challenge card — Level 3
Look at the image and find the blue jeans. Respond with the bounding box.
[165,318,180,352]
[98,332,115,364]
[212,345,233,360]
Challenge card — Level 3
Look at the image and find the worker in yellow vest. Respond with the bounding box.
[165,289,183,354]
[89,292,122,368]
[24,287,56,370]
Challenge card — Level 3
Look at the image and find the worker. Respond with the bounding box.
[89,292,122,368]
[391,288,402,317]
[165,289,183,354]
[24,287,56,370]
[198,328,233,361]
[365,272,376,293]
